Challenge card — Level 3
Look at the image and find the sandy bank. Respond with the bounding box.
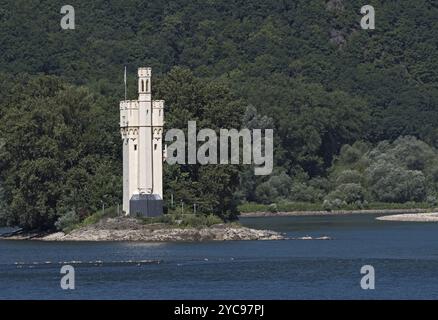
[241,208,431,217]
[376,212,438,222]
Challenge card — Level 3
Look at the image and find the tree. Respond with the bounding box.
[154,67,245,220]
[0,75,121,230]
[366,160,427,203]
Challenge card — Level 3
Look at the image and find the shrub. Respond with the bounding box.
[335,170,363,185]
[308,177,331,193]
[326,183,366,204]
[177,214,223,228]
[141,213,223,228]
[426,195,438,207]
[337,141,370,166]
[322,199,344,211]
[366,160,427,202]
[268,203,278,213]
[290,182,315,202]
[391,136,436,171]
[54,210,80,232]
[269,172,293,197]
[238,202,271,213]
[288,177,329,203]
[255,172,293,204]
[255,181,279,204]
[338,145,362,165]
[204,214,224,226]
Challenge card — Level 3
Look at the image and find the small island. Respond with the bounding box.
[0,212,286,242]
[42,217,285,242]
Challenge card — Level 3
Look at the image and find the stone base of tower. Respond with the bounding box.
[129,194,163,217]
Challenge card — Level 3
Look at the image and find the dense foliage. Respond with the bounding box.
[0,0,437,229]
[0,74,121,229]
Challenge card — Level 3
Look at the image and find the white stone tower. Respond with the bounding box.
[120,67,164,216]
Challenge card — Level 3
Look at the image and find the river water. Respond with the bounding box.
[1,214,438,299]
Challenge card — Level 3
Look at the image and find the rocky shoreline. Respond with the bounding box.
[1,217,287,242]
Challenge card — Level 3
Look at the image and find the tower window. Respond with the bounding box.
[141,80,144,92]
[146,79,149,92]
[154,144,157,150]
[134,144,137,151]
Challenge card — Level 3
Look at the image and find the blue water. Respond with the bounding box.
[1,214,438,299]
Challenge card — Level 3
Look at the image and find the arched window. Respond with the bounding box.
[146,79,149,92]
[141,80,144,92]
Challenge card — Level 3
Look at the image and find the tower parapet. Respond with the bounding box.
[152,100,164,127]
[120,100,139,128]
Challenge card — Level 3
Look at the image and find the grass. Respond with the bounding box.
[65,207,228,232]
[238,201,324,212]
[140,212,226,229]
[238,201,434,213]
[65,206,120,233]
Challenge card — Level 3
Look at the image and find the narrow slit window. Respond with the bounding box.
[134,144,137,151]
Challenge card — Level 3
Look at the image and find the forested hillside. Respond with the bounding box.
[1,0,438,229]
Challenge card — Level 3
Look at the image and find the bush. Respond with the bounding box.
[54,210,80,232]
[426,195,438,207]
[337,141,370,165]
[255,181,279,204]
[173,214,223,228]
[269,173,293,197]
[204,214,224,226]
[326,183,366,204]
[238,201,325,212]
[290,182,326,202]
[238,202,271,213]
[268,203,278,213]
[255,172,293,204]
[322,199,344,211]
[290,182,313,202]
[335,170,362,185]
[338,145,362,165]
[391,136,436,171]
[308,177,331,193]
[142,213,223,228]
[366,160,427,202]
[61,206,120,232]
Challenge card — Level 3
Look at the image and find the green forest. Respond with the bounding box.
[1,0,438,230]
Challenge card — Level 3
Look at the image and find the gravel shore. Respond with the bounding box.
[241,208,430,217]
[376,212,438,222]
